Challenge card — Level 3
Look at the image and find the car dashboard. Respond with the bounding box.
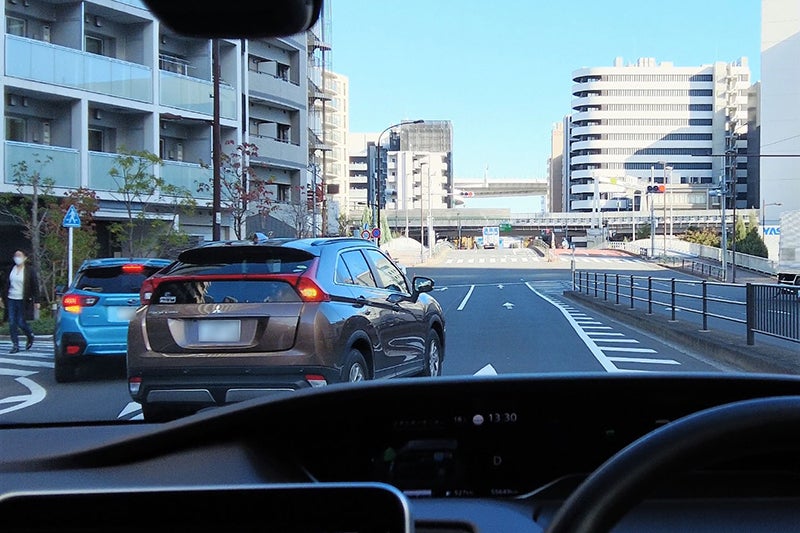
[4,373,800,532]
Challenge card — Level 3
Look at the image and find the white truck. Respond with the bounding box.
[482,226,500,249]
[777,210,800,286]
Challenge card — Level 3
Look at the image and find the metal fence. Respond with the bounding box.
[572,271,800,346]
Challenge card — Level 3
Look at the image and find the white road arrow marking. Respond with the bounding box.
[497,284,504,289]
[474,364,498,376]
[502,302,515,309]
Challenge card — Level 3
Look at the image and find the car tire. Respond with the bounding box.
[341,349,369,383]
[54,357,78,383]
[415,330,442,377]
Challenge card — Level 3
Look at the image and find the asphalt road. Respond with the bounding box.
[0,247,780,425]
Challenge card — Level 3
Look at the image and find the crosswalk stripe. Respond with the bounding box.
[0,357,53,368]
[608,356,680,365]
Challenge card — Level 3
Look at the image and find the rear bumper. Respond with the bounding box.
[129,367,342,408]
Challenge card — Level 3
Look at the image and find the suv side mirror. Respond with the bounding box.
[412,276,434,295]
[55,284,66,297]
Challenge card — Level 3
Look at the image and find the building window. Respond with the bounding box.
[276,63,290,81]
[88,129,104,152]
[6,16,26,37]
[6,117,26,142]
[277,184,290,202]
[277,124,290,142]
[85,35,104,55]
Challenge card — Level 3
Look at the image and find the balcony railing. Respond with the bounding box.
[88,151,122,192]
[6,35,152,102]
[4,141,80,188]
[160,71,237,119]
[162,160,212,199]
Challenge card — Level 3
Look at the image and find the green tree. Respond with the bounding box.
[198,141,277,239]
[0,154,57,298]
[40,189,100,302]
[107,148,196,257]
[682,227,721,247]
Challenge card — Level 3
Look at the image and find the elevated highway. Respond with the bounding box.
[453,179,548,197]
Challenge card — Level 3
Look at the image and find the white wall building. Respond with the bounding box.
[567,57,752,214]
[760,0,800,221]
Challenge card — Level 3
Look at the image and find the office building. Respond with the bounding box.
[566,57,752,213]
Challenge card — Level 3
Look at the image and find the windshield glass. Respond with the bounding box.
[1,0,796,426]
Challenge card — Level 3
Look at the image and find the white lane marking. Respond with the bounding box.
[526,283,621,373]
[599,346,658,353]
[592,338,640,343]
[118,401,143,418]
[457,285,475,311]
[0,376,47,415]
[585,332,625,336]
[474,364,498,376]
[0,368,37,377]
[574,321,603,325]
[581,326,613,330]
[608,357,680,365]
[0,357,54,368]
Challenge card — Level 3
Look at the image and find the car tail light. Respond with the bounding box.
[140,278,156,305]
[62,294,99,313]
[295,277,329,302]
[128,376,142,395]
[305,374,328,387]
[122,263,145,274]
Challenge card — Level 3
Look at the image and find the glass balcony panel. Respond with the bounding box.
[5,35,152,102]
[162,161,212,199]
[5,141,80,188]
[89,151,126,192]
[160,71,236,120]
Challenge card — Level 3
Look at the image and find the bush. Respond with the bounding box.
[0,315,55,336]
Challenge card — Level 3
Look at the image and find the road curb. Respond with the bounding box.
[562,290,800,375]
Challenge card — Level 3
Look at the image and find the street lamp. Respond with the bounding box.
[762,200,783,230]
[374,119,424,246]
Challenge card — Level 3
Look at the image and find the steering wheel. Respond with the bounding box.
[545,395,800,533]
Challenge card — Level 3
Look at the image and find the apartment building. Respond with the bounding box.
[347,121,453,231]
[2,0,309,252]
[565,57,752,214]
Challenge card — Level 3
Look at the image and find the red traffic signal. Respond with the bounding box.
[646,185,666,194]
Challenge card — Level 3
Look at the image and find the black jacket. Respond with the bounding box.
[1,262,39,321]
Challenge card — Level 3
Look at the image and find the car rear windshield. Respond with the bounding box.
[151,280,301,304]
[75,266,166,294]
[166,246,315,276]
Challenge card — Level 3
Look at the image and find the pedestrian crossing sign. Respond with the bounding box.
[62,205,81,228]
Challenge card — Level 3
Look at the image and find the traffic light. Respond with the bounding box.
[646,185,666,194]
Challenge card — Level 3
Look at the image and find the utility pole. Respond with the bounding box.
[720,172,728,281]
[212,38,222,240]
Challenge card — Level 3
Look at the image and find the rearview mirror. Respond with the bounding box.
[142,0,323,38]
[413,277,434,294]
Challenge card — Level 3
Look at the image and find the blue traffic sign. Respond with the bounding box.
[372,228,381,238]
[62,205,81,228]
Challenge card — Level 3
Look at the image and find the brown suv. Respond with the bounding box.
[126,236,445,421]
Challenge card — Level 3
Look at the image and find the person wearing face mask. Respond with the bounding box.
[1,250,39,354]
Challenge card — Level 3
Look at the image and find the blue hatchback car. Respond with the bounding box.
[53,257,172,382]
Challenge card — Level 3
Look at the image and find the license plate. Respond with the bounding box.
[198,320,241,342]
[110,307,136,322]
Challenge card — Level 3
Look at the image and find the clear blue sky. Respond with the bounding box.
[327,0,761,211]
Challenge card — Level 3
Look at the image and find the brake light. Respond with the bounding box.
[295,277,329,303]
[62,294,99,313]
[122,263,144,274]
